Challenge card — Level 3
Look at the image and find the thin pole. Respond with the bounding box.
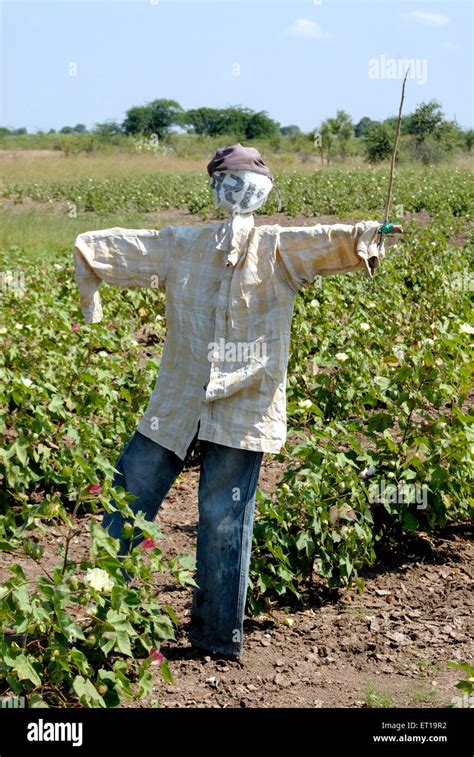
[383,68,410,224]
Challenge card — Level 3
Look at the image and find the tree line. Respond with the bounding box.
[1,99,473,164]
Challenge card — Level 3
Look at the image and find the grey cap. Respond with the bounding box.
[207,143,273,180]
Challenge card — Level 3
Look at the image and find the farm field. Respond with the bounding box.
[0,152,473,709]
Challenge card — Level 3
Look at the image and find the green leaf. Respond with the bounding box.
[374,376,391,392]
[29,693,50,708]
[11,654,42,687]
[402,511,419,530]
[165,604,179,627]
[115,631,132,657]
[368,413,393,432]
[137,665,153,698]
[177,552,195,571]
[12,585,31,614]
[160,660,173,685]
[72,675,106,708]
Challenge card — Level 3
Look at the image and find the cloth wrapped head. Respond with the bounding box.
[207,143,273,215]
[210,170,273,214]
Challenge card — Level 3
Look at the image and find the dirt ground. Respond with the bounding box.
[146,460,473,710]
[1,454,472,710]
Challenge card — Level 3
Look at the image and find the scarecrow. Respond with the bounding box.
[73,143,401,659]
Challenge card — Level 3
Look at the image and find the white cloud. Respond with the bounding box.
[286,18,332,40]
[401,10,450,27]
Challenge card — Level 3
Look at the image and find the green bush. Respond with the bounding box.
[0,486,196,707]
[2,167,472,219]
[248,217,473,611]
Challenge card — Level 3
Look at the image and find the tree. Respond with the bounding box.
[72,124,87,134]
[384,115,411,135]
[94,120,124,137]
[354,117,379,138]
[59,126,74,134]
[465,129,474,152]
[183,106,279,139]
[123,100,183,138]
[280,125,301,138]
[211,106,252,138]
[319,120,335,164]
[405,100,444,142]
[184,107,221,135]
[122,106,153,136]
[147,99,183,138]
[245,111,280,139]
[364,123,394,163]
[319,110,354,161]
[436,120,464,152]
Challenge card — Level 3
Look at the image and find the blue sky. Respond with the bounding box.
[0,0,472,132]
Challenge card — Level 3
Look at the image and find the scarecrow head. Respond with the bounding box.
[207,143,273,215]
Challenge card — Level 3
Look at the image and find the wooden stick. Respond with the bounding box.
[383,68,410,224]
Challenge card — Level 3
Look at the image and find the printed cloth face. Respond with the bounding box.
[211,169,273,214]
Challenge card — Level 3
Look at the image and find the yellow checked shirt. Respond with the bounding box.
[73,216,384,459]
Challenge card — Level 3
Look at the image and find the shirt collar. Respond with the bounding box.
[215,212,255,266]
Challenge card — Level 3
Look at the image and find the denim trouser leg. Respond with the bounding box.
[102,428,263,658]
[188,441,264,658]
[102,429,193,558]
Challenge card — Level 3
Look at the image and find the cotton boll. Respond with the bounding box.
[359,466,377,480]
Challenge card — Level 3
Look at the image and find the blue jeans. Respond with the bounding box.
[102,427,264,658]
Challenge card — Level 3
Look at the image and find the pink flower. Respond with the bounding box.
[150,647,165,664]
[87,484,101,495]
[141,537,155,550]
[71,323,80,332]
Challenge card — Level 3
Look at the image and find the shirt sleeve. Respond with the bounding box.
[275,220,385,292]
[73,226,175,323]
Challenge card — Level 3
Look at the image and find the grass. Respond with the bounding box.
[0,205,189,259]
[409,686,440,706]
[363,682,395,708]
[0,152,207,183]
[0,150,357,185]
[1,148,472,186]
[412,656,440,678]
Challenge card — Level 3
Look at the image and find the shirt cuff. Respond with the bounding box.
[356,221,385,278]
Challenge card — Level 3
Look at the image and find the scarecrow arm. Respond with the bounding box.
[275,220,388,292]
[73,226,175,324]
